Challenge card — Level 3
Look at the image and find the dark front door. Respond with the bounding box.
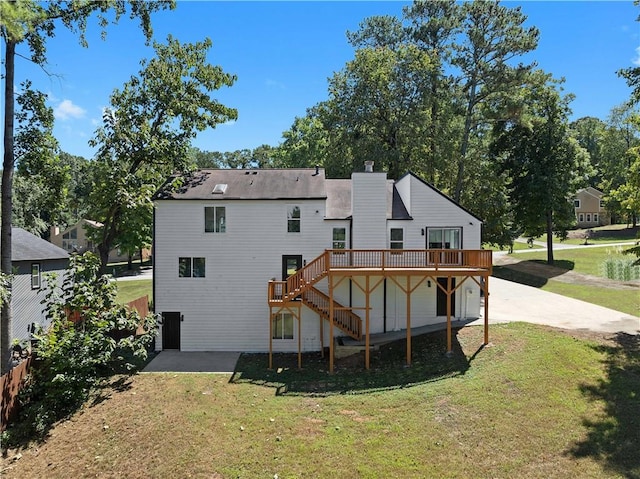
[282,255,303,281]
[436,278,456,317]
[162,312,181,350]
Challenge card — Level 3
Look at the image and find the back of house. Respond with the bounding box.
[152,166,484,353]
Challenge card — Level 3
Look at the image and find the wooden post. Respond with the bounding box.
[406,275,411,366]
[329,274,334,373]
[365,275,370,369]
[320,306,324,358]
[446,275,452,354]
[269,309,273,370]
[484,274,489,345]
[297,305,302,369]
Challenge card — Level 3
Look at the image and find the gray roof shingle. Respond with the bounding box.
[8,227,69,262]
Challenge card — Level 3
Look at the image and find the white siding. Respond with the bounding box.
[155,198,332,352]
[351,172,388,249]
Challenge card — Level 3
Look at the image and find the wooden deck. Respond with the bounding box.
[268,249,492,372]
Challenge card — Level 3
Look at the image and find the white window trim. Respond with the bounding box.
[332,227,346,249]
[287,205,301,233]
[31,263,41,289]
[272,312,295,340]
[204,206,226,233]
[390,228,404,249]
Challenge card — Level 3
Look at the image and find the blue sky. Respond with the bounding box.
[5,1,639,160]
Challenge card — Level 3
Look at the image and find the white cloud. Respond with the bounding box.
[54,99,86,121]
[633,46,640,66]
[265,78,286,90]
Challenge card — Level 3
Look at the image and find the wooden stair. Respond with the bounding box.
[302,287,361,340]
[267,251,362,341]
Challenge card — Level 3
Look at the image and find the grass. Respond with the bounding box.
[538,282,639,317]
[2,323,638,478]
[537,224,639,246]
[511,246,628,277]
[115,279,152,305]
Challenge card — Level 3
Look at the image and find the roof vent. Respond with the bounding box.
[364,161,374,173]
[212,183,228,194]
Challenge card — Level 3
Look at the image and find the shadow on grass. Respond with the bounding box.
[493,259,575,288]
[569,332,640,478]
[230,328,480,397]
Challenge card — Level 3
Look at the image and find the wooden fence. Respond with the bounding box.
[0,295,150,431]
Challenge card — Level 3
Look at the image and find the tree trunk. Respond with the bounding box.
[546,209,554,265]
[1,40,16,373]
[127,254,133,271]
[455,79,477,202]
[98,243,111,276]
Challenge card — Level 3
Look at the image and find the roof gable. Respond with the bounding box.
[10,228,69,262]
[396,172,483,223]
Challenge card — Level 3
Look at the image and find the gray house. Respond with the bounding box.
[6,228,69,343]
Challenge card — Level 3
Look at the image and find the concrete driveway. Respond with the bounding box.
[472,277,639,335]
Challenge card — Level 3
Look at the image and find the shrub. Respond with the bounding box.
[2,253,157,444]
[601,247,640,281]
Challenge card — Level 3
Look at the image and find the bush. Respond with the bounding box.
[601,247,640,281]
[2,253,157,445]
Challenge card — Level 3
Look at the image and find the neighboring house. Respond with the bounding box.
[50,219,150,263]
[574,187,610,228]
[6,227,69,343]
[153,166,492,369]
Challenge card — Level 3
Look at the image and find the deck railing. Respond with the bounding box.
[327,249,492,272]
[268,249,491,304]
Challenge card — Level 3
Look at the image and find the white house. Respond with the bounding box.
[153,166,492,369]
[5,228,69,344]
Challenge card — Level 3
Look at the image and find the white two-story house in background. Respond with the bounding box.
[153,165,492,370]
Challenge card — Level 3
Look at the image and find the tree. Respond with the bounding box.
[5,253,157,442]
[492,74,591,264]
[451,0,539,202]
[88,36,237,270]
[1,0,174,372]
[11,81,69,237]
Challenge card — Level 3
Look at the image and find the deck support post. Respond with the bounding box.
[329,274,335,373]
[446,275,453,355]
[320,308,324,358]
[483,274,489,345]
[297,304,302,369]
[406,275,411,366]
[268,309,274,369]
[365,276,370,369]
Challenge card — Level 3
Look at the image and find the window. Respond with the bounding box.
[574,199,581,208]
[179,257,205,278]
[70,228,77,240]
[287,205,301,233]
[599,199,605,208]
[205,206,226,233]
[594,213,598,223]
[272,313,294,340]
[427,228,461,249]
[579,213,584,222]
[31,263,41,289]
[390,228,404,249]
[332,228,346,249]
[586,214,591,222]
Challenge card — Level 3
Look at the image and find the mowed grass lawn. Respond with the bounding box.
[115,279,152,305]
[3,323,638,479]
[511,246,632,277]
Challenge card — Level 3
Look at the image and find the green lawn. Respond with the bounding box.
[537,224,639,246]
[539,282,639,317]
[511,245,630,277]
[3,323,638,478]
[115,279,152,305]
